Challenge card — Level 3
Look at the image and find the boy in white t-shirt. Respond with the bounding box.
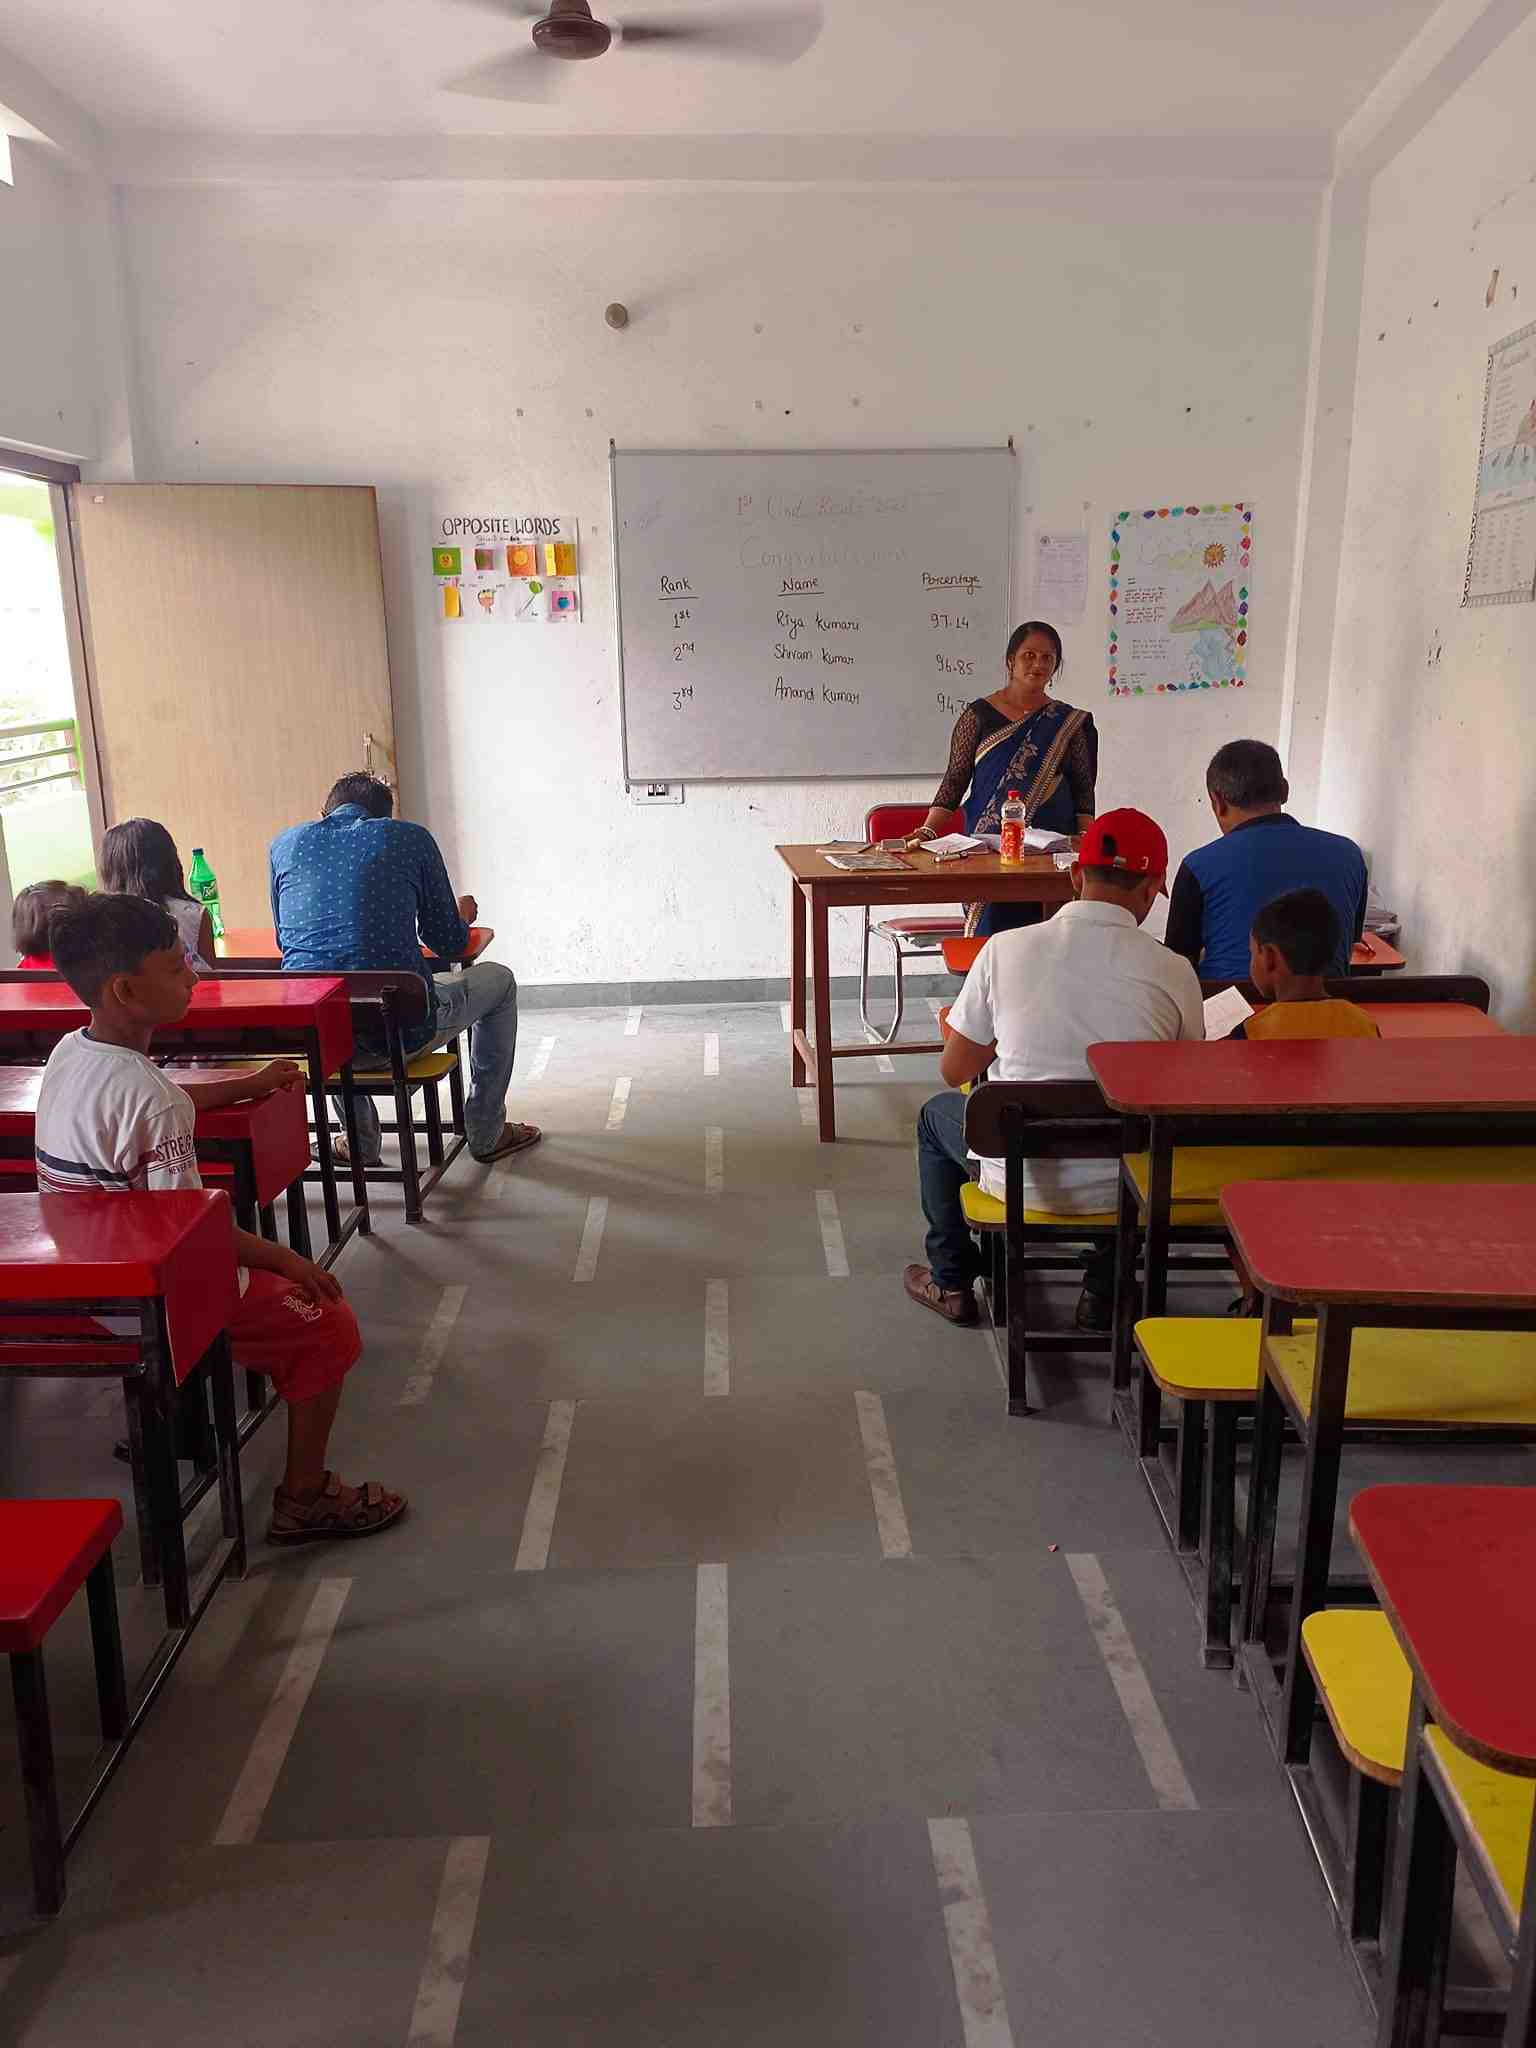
[904,808,1203,1331]
[38,893,407,1544]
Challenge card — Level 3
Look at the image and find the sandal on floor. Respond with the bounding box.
[268,1470,408,1544]
[472,1123,542,1164]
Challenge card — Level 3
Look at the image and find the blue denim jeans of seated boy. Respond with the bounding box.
[916,1088,1114,1298]
[338,959,520,1163]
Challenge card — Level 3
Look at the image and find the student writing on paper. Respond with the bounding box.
[1163,740,1367,983]
[903,809,1202,1335]
[906,621,1097,939]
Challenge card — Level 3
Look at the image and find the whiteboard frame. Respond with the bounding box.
[610,443,1017,786]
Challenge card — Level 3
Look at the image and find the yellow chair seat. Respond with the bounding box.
[960,1182,1119,1230]
[348,1051,460,1085]
[1273,1325,1536,1428]
[1426,1725,1536,1927]
[1300,1610,1412,1785]
[1124,1143,1536,1212]
[1137,1318,1536,1426]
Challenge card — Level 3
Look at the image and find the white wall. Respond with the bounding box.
[0,138,129,467]
[1318,6,1536,1024]
[113,176,1318,985]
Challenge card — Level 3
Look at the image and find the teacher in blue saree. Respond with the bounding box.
[909,620,1098,937]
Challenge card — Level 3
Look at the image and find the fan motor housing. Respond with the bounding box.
[533,0,613,58]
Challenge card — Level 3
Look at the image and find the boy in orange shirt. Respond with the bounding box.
[1232,889,1380,1040]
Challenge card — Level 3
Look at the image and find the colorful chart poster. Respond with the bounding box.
[1464,321,1536,606]
[1107,504,1252,699]
[432,514,581,622]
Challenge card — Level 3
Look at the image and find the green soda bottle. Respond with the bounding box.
[187,847,225,942]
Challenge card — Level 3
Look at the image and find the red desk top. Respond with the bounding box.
[1367,1005,1505,1040]
[0,1065,310,1205]
[217,926,493,966]
[1222,1181,1536,1308]
[0,977,351,1071]
[1351,1485,1536,1772]
[1089,1036,1536,1116]
[0,1191,238,1384]
[0,1498,126,1652]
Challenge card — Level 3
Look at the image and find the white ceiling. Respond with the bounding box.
[0,0,1441,153]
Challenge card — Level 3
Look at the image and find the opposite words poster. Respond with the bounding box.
[1108,503,1252,698]
[432,514,581,623]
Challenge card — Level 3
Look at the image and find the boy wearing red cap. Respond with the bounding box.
[906,808,1203,1331]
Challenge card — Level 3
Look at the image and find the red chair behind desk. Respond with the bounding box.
[860,804,965,1045]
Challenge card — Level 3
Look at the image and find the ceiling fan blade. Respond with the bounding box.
[617,4,823,62]
[440,46,562,101]
[442,0,545,15]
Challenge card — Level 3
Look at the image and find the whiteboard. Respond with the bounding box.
[612,447,1015,781]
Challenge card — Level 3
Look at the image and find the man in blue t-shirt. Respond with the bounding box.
[270,774,540,1167]
[1163,741,1367,984]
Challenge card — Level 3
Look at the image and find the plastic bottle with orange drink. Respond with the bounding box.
[999,789,1027,865]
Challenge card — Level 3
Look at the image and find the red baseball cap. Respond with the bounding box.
[1077,808,1170,893]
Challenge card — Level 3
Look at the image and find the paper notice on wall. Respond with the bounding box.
[1033,530,1089,622]
[1108,503,1252,699]
[432,515,581,622]
[1464,321,1536,607]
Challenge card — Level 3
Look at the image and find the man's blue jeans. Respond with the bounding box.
[916,1088,1115,1297]
[346,960,520,1162]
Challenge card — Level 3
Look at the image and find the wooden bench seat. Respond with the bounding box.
[1123,1142,1536,1214]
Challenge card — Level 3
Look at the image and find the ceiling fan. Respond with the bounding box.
[444,0,824,101]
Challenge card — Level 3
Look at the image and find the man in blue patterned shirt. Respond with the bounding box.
[270,774,540,1166]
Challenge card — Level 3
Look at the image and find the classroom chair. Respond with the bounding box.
[212,968,467,1224]
[960,1081,1228,1415]
[1,1498,128,1914]
[858,804,963,1044]
[1135,1316,1536,1669]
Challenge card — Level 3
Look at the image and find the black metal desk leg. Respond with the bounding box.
[10,1647,64,1915]
[1110,1173,1139,1408]
[1375,1695,1454,2048]
[206,1333,248,1581]
[1201,1402,1238,1668]
[309,1067,342,1247]
[1004,1147,1029,1417]
[338,1060,370,1235]
[1279,1306,1354,1765]
[1135,1124,1173,1458]
[1237,1375,1287,1659]
[1505,1803,1536,2042]
[142,1309,190,1631]
[85,1552,129,1742]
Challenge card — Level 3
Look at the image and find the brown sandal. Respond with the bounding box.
[268,1470,408,1544]
[472,1123,542,1164]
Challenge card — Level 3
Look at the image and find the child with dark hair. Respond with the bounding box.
[1234,889,1381,1040]
[12,880,89,968]
[37,893,408,1543]
[98,817,214,967]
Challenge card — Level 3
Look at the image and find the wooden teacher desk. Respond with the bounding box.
[776,844,1071,1142]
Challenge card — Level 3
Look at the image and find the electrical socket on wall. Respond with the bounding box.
[629,782,684,805]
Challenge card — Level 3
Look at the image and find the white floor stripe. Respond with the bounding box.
[780,1002,792,1032]
[875,1053,895,1074]
[215,1578,351,1846]
[815,1188,849,1277]
[704,1279,730,1397]
[703,1032,720,1076]
[798,1093,818,1128]
[692,1563,733,1828]
[929,1817,1016,2048]
[624,1005,642,1036]
[406,1836,491,2048]
[514,1400,576,1571]
[526,1034,555,1081]
[705,1126,724,1194]
[606,1076,631,1131]
[854,1391,912,1558]
[573,1195,608,1282]
[399,1284,468,1407]
[1065,1552,1197,1810]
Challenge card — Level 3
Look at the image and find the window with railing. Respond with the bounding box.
[0,468,95,888]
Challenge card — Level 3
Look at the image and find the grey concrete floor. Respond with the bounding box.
[0,998,1408,2042]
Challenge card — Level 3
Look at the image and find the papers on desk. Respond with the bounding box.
[924,833,987,856]
[817,840,871,853]
[1022,827,1072,852]
[824,851,914,872]
[1202,986,1256,1039]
